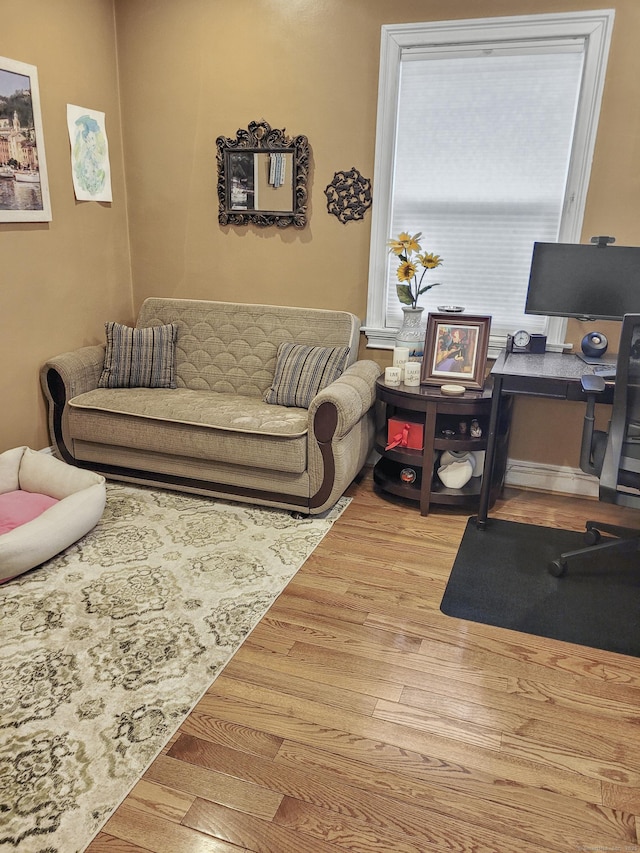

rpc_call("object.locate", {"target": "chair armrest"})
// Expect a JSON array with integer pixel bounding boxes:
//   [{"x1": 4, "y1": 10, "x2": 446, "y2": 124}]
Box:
[
  {"x1": 308, "y1": 360, "x2": 383, "y2": 439},
  {"x1": 581, "y1": 374, "x2": 606, "y2": 395}
]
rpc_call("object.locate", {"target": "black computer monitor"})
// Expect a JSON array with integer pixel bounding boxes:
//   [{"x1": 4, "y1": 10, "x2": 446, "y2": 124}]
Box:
[{"x1": 524, "y1": 241, "x2": 640, "y2": 321}]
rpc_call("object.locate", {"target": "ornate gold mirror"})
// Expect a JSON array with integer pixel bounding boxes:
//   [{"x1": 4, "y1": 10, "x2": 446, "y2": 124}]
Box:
[{"x1": 216, "y1": 120, "x2": 309, "y2": 228}]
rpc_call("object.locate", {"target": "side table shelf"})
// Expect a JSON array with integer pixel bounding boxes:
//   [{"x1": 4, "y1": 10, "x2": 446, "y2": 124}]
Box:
[{"x1": 374, "y1": 377, "x2": 511, "y2": 516}]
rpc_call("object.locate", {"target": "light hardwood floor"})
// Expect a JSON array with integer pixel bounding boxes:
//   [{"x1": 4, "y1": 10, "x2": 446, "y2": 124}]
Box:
[{"x1": 88, "y1": 471, "x2": 640, "y2": 853}]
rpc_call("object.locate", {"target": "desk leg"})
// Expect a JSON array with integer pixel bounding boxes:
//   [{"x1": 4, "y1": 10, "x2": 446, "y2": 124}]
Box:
[{"x1": 477, "y1": 375, "x2": 504, "y2": 530}]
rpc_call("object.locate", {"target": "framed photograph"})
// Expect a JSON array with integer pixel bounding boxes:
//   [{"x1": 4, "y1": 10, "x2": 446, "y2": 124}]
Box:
[
  {"x1": 421, "y1": 313, "x2": 491, "y2": 390},
  {"x1": 0, "y1": 56, "x2": 52, "y2": 222}
]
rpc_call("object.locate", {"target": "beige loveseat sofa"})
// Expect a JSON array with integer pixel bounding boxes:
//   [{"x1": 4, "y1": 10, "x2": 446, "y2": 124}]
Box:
[{"x1": 41, "y1": 298, "x2": 382, "y2": 515}]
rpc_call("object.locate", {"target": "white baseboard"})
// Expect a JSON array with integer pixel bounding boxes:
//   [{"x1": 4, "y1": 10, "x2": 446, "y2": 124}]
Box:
[
  {"x1": 504, "y1": 458, "x2": 598, "y2": 498},
  {"x1": 39, "y1": 446, "x2": 55, "y2": 455}
]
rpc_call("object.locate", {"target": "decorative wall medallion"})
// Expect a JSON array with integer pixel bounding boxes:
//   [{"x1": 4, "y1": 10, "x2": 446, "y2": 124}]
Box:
[{"x1": 324, "y1": 167, "x2": 372, "y2": 223}]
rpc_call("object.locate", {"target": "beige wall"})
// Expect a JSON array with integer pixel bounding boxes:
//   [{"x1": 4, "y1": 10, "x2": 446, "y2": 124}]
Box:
[
  {"x1": 3, "y1": 0, "x2": 640, "y2": 475},
  {"x1": 0, "y1": 0, "x2": 132, "y2": 452}
]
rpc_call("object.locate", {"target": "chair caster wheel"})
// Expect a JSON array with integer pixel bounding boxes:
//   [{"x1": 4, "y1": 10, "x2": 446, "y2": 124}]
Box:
[
  {"x1": 584, "y1": 528, "x2": 601, "y2": 545},
  {"x1": 549, "y1": 559, "x2": 567, "y2": 578}
]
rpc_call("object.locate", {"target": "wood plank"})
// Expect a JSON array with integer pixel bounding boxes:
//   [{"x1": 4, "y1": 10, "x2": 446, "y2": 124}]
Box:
[
  {"x1": 367, "y1": 612, "x2": 612, "y2": 681},
  {"x1": 262, "y1": 606, "x2": 425, "y2": 656},
  {"x1": 399, "y1": 679, "x2": 640, "y2": 741},
  {"x1": 144, "y1": 754, "x2": 283, "y2": 820},
  {"x1": 126, "y1": 779, "x2": 195, "y2": 822},
  {"x1": 286, "y1": 639, "x2": 510, "y2": 693},
  {"x1": 603, "y1": 782, "x2": 640, "y2": 814},
  {"x1": 271, "y1": 793, "x2": 566, "y2": 853},
  {"x1": 176, "y1": 712, "x2": 283, "y2": 759},
  {"x1": 101, "y1": 802, "x2": 241, "y2": 852},
  {"x1": 86, "y1": 835, "x2": 151, "y2": 853},
  {"x1": 242, "y1": 621, "x2": 297, "y2": 655},
  {"x1": 508, "y1": 676, "x2": 640, "y2": 722},
  {"x1": 501, "y1": 730, "x2": 640, "y2": 787},
  {"x1": 227, "y1": 643, "x2": 403, "y2": 703},
  {"x1": 220, "y1": 659, "x2": 382, "y2": 714},
  {"x1": 182, "y1": 798, "x2": 342, "y2": 853}
]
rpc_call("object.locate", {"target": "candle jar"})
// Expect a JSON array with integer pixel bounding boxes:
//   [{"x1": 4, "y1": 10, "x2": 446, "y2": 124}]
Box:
[{"x1": 384, "y1": 366, "x2": 402, "y2": 385}]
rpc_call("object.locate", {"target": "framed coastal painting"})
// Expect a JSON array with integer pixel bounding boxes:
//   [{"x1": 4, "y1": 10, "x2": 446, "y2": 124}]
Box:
[
  {"x1": 421, "y1": 313, "x2": 491, "y2": 390},
  {"x1": 0, "y1": 55, "x2": 52, "y2": 222}
]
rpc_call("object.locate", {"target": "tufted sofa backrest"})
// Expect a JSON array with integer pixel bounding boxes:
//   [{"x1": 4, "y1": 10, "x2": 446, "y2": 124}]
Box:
[{"x1": 136, "y1": 298, "x2": 360, "y2": 396}]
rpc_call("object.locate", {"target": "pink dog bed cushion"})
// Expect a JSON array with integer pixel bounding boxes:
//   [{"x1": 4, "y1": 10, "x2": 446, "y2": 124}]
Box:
[{"x1": 0, "y1": 490, "x2": 60, "y2": 535}]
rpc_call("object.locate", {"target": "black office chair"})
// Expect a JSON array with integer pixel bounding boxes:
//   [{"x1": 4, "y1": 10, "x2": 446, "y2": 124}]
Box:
[{"x1": 549, "y1": 313, "x2": 640, "y2": 577}]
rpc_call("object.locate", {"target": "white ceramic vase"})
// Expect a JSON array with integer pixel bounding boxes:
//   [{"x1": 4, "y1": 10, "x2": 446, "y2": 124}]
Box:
[{"x1": 395, "y1": 306, "x2": 426, "y2": 358}]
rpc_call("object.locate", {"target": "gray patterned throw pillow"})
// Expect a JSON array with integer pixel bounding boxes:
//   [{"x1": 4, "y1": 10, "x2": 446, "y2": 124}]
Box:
[
  {"x1": 98, "y1": 321, "x2": 178, "y2": 389},
  {"x1": 263, "y1": 342, "x2": 349, "y2": 408}
]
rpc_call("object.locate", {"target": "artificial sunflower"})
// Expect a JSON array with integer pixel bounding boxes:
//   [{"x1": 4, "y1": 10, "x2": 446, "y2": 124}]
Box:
[
  {"x1": 387, "y1": 231, "x2": 443, "y2": 308},
  {"x1": 388, "y1": 231, "x2": 421, "y2": 257},
  {"x1": 396, "y1": 261, "x2": 417, "y2": 282},
  {"x1": 418, "y1": 252, "x2": 443, "y2": 270}
]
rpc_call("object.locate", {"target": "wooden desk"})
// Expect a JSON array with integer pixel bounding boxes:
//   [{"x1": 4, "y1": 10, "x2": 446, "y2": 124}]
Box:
[{"x1": 477, "y1": 350, "x2": 616, "y2": 529}]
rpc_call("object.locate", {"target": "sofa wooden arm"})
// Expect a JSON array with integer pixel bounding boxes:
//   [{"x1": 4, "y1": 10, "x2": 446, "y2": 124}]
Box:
[
  {"x1": 308, "y1": 360, "x2": 382, "y2": 439},
  {"x1": 40, "y1": 346, "x2": 105, "y2": 462},
  {"x1": 307, "y1": 360, "x2": 382, "y2": 511}
]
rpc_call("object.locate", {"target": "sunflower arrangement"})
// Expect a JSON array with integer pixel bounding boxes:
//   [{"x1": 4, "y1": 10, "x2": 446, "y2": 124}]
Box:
[{"x1": 387, "y1": 231, "x2": 443, "y2": 309}]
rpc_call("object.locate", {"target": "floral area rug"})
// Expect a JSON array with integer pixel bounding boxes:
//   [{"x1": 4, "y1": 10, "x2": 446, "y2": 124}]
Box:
[{"x1": 0, "y1": 483, "x2": 348, "y2": 853}]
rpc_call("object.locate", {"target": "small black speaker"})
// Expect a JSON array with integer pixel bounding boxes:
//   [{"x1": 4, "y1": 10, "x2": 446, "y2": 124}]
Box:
[{"x1": 581, "y1": 331, "x2": 609, "y2": 359}]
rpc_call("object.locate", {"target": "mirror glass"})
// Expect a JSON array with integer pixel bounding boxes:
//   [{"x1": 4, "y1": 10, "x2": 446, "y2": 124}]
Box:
[{"x1": 217, "y1": 120, "x2": 309, "y2": 228}]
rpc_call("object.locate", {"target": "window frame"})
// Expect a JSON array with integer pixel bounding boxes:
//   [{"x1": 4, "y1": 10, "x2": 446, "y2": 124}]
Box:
[{"x1": 363, "y1": 10, "x2": 615, "y2": 352}]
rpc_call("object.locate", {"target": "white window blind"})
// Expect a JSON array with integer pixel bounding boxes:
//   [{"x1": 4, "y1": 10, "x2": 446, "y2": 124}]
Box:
[
  {"x1": 387, "y1": 48, "x2": 584, "y2": 337},
  {"x1": 365, "y1": 12, "x2": 615, "y2": 351}
]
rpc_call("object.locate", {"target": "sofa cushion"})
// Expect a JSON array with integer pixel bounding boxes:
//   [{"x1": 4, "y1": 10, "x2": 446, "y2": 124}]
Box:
[
  {"x1": 263, "y1": 342, "x2": 349, "y2": 408},
  {"x1": 69, "y1": 388, "x2": 310, "y2": 473},
  {"x1": 98, "y1": 321, "x2": 178, "y2": 389}
]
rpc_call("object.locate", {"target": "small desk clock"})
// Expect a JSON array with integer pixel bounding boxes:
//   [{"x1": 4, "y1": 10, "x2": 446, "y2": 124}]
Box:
[{"x1": 506, "y1": 330, "x2": 547, "y2": 354}]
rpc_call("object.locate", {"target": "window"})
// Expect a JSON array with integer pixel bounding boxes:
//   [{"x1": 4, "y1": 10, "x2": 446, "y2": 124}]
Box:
[{"x1": 365, "y1": 11, "x2": 615, "y2": 352}]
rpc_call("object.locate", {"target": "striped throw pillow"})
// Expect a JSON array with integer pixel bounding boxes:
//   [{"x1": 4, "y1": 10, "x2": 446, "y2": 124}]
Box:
[
  {"x1": 263, "y1": 342, "x2": 349, "y2": 408},
  {"x1": 98, "y1": 321, "x2": 178, "y2": 389}
]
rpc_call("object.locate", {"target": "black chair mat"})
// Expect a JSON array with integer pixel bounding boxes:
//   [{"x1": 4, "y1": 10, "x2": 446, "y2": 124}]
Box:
[{"x1": 441, "y1": 517, "x2": 640, "y2": 657}]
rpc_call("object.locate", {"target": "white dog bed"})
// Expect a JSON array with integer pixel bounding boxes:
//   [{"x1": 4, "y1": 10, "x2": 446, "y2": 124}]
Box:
[{"x1": 0, "y1": 446, "x2": 106, "y2": 583}]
